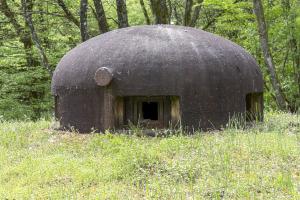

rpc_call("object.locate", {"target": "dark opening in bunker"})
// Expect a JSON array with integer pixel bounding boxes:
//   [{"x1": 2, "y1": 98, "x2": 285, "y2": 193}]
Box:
[
  {"x1": 54, "y1": 95, "x2": 60, "y2": 120},
  {"x1": 114, "y1": 96, "x2": 181, "y2": 129},
  {"x1": 246, "y1": 93, "x2": 263, "y2": 121},
  {"x1": 142, "y1": 102, "x2": 158, "y2": 120}
]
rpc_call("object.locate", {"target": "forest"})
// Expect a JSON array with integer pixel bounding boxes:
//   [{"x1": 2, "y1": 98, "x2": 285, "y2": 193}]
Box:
[{"x1": 0, "y1": 0, "x2": 299, "y2": 120}]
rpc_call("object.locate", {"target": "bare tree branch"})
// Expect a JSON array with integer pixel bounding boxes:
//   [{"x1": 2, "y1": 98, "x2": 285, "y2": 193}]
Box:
[
  {"x1": 0, "y1": 0, "x2": 37, "y2": 66},
  {"x1": 139, "y1": 0, "x2": 150, "y2": 25},
  {"x1": 21, "y1": 0, "x2": 52, "y2": 76},
  {"x1": 190, "y1": 0, "x2": 203, "y2": 27},
  {"x1": 56, "y1": 0, "x2": 80, "y2": 28},
  {"x1": 0, "y1": 0, "x2": 23, "y2": 35}
]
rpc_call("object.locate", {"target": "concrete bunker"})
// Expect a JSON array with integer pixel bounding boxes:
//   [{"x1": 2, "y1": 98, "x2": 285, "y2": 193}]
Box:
[{"x1": 51, "y1": 25, "x2": 264, "y2": 133}]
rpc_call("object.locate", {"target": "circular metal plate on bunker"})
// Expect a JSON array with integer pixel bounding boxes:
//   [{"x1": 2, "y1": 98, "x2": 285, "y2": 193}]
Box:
[{"x1": 94, "y1": 67, "x2": 113, "y2": 86}]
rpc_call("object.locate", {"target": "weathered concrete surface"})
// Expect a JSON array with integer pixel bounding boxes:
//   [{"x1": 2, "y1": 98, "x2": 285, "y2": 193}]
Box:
[{"x1": 51, "y1": 25, "x2": 263, "y2": 133}]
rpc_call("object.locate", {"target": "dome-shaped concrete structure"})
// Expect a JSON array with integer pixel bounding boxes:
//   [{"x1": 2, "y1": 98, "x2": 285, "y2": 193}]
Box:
[{"x1": 52, "y1": 25, "x2": 263, "y2": 133}]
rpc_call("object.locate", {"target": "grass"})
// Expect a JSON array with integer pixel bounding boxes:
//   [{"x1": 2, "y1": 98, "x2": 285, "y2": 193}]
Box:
[{"x1": 0, "y1": 112, "x2": 299, "y2": 199}]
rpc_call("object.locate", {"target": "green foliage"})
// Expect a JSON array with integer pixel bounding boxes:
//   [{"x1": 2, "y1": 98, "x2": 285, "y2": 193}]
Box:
[
  {"x1": 0, "y1": 0, "x2": 299, "y2": 120},
  {"x1": 0, "y1": 112, "x2": 299, "y2": 198},
  {"x1": 201, "y1": 0, "x2": 300, "y2": 110}
]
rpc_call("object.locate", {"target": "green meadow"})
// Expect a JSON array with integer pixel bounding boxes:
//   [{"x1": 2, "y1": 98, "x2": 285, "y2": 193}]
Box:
[{"x1": 0, "y1": 112, "x2": 299, "y2": 199}]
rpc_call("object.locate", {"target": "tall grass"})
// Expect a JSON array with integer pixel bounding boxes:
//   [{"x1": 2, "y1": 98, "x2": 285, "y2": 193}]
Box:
[{"x1": 0, "y1": 112, "x2": 299, "y2": 199}]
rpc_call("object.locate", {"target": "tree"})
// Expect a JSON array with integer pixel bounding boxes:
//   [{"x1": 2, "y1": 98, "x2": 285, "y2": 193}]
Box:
[
  {"x1": 184, "y1": 0, "x2": 193, "y2": 26},
  {"x1": 253, "y1": 0, "x2": 287, "y2": 110},
  {"x1": 116, "y1": 0, "x2": 129, "y2": 28},
  {"x1": 80, "y1": 0, "x2": 89, "y2": 41},
  {"x1": 139, "y1": 0, "x2": 151, "y2": 25},
  {"x1": 150, "y1": 0, "x2": 169, "y2": 24},
  {"x1": 0, "y1": 0, "x2": 35, "y2": 66},
  {"x1": 189, "y1": 0, "x2": 203, "y2": 27},
  {"x1": 93, "y1": 0, "x2": 109, "y2": 33},
  {"x1": 21, "y1": 0, "x2": 52, "y2": 76},
  {"x1": 57, "y1": 0, "x2": 80, "y2": 28}
]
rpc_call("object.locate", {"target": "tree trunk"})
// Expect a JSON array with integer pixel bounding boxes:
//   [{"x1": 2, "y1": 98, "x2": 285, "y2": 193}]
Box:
[
  {"x1": 139, "y1": 0, "x2": 150, "y2": 25},
  {"x1": 116, "y1": 0, "x2": 129, "y2": 28},
  {"x1": 253, "y1": 0, "x2": 286, "y2": 110},
  {"x1": 21, "y1": 0, "x2": 52, "y2": 76},
  {"x1": 173, "y1": 6, "x2": 181, "y2": 25},
  {"x1": 150, "y1": 0, "x2": 169, "y2": 24},
  {"x1": 57, "y1": 0, "x2": 80, "y2": 28},
  {"x1": 167, "y1": 0, "x2": 172, "y2": 23},
  {"x1": 0, "y1": 0, "x2": 35, "y2": 66},
  {"x1": 190, "y1": 0, "x2": 203, "y2": 27},
  {"x1": 291, "y1": 38, "x2": 300, "y2": 101},
  {"x1": 93, "y1": 0, "x2": 109, "y2": 33},
  {"x1": 184, "y1": 0, "x2": 193, "y2": 26},
  {"x1": 80, "y1": 0, "x2": 89, "y2": 41}
]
